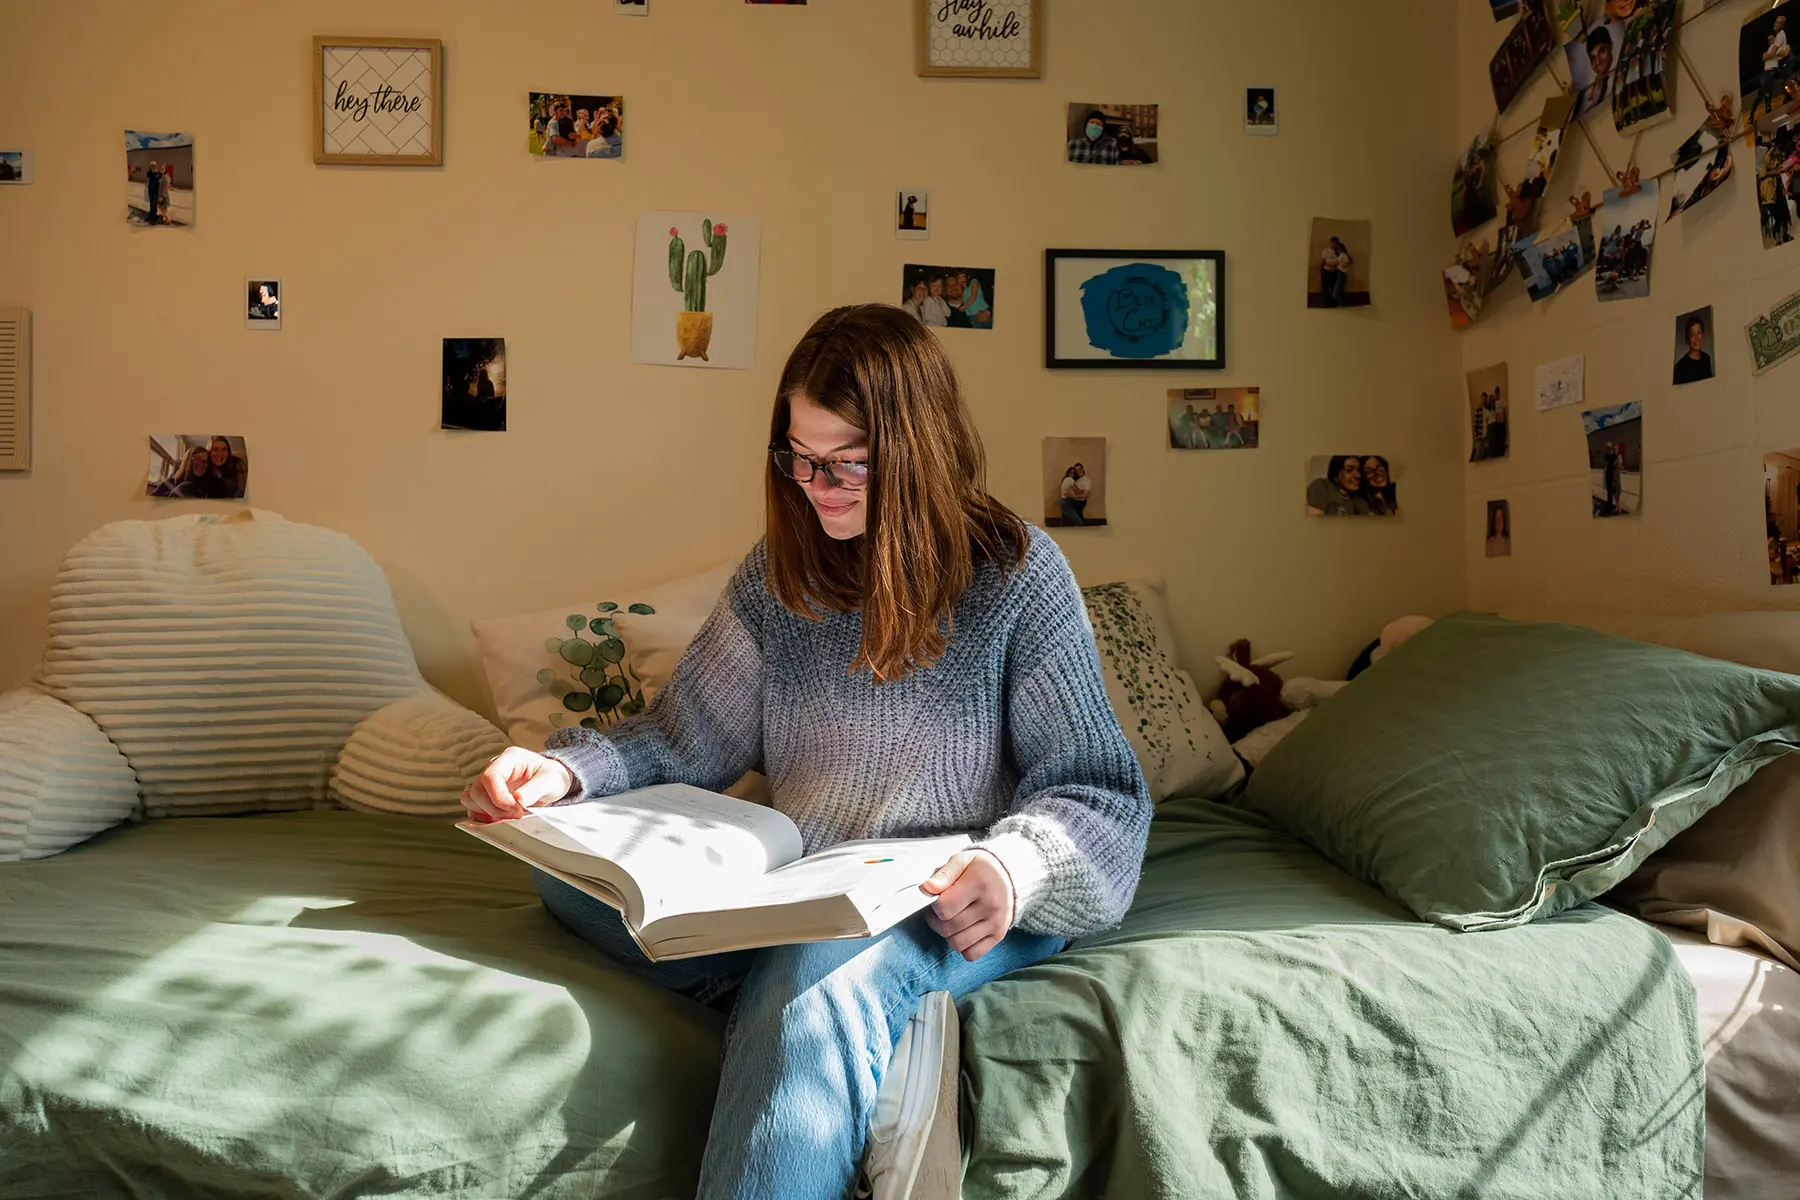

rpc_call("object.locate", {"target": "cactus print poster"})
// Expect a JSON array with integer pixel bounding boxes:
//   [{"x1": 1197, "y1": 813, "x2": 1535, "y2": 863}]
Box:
[{"x1": 631, "y1": 211, "x2": 762, "y2": 370}]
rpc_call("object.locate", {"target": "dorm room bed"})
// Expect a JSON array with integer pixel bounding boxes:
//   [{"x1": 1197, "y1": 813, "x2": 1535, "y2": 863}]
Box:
[{"x1": 2, "y1": 797, "x2": 1765, "y2": 1199}]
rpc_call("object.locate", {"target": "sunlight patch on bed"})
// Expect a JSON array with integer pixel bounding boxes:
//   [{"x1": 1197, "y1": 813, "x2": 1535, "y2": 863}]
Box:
[{"x1": 16, "y1": 895, "x2": 589, "y2": 1147}]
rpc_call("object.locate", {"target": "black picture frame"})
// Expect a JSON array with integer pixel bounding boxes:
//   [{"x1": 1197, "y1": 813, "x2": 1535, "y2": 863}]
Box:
[{"x1": 1044, "y1": 248, "x2": 1226, "y2": 370}]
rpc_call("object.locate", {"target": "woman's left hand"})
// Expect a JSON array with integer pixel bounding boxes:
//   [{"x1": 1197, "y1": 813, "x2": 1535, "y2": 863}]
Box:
[{"x1": 921, "y1": 849, "x2": 1014, "y2": 962}]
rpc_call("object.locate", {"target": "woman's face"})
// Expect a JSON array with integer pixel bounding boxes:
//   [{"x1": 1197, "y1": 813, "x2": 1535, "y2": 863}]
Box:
[
  {"x1": 910, "y1": 281, "x2": 927, "y2": 303},
  {"x1": 1492, "y1": 507, "x2": 1506, "y2": 536},
  {"x1": 1362, "y1": 458, "x2": 1388, "y2": 488},
  {"x1": 1335, "y1": 459, "x2": 1362, "y2": 490},
  {"x1": 1071, "y1": 463, "x2": 1085, "y2": 477},
  {"x1": 786, "y1": 393, "x2": 869, "y2": 541},
  {"x1": 928, "y1": 278, "x2": 943, "y2": 299},
  {"x1": 210, "y1": 440, "x2": 230, "y2": 465},
  {"x1": 188, "y1": 449, "x2": 211, "y2": 474}
]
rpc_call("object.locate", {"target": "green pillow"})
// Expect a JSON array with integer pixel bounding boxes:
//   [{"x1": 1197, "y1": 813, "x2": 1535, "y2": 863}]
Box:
[{"x1": 1243, "y1": 612, "x2": 1800, "y2": 930}]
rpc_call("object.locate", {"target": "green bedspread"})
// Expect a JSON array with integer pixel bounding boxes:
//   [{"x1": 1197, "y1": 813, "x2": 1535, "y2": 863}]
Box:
[
  {"x1": 0, "y1": 812, "x2": 724, "y2": 1199},
  {"x1": 1, "y1": 803, "x2": 1705, "y2": 1199},
  {"x1": 959, "y1": 798, "x2": 1706, "y2": 1199}
]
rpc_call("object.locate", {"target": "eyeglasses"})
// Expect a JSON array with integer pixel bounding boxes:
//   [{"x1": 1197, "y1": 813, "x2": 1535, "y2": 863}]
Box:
[{"x1": 768, "y1": 445, "x2": 870, "y2": 490}]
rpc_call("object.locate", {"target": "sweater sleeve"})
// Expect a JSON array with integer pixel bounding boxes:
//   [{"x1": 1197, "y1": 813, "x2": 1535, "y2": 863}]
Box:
[
  {"x1": 542, "y1": 550, "x2": 764, "y2": 801},
  {"x1": 975, "y1": 543, "x2": 1152, "y2": 940}
]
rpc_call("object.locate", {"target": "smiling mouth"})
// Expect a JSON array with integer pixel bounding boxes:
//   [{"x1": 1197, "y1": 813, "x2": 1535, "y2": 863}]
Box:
[{"x1": 814, "y1": 497, "x2": 859, "y2": 516}]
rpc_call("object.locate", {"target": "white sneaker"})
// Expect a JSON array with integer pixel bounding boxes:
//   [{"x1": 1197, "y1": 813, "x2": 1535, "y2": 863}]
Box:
[{"x1": 861, "y1": 990, "x2": 962, "y2": 1200}]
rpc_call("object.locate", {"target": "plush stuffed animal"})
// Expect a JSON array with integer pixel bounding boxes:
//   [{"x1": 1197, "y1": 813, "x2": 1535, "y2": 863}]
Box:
[
  {"x1": 1208, "y1": 640, "x2": 1349, "y2": 741},
  {"x1": 1208, "y1": 640, "x2": 1291, "y2": 743},
  {"x1": 1347, "y1": 614, "x2": 1436, "y2": 678}
]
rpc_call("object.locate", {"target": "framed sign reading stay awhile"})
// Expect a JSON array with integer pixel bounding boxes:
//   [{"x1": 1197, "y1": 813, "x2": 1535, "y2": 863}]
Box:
[
  {"x1": 916, "y1": 0, "x2": 1041, "y2": 78},
  {"x1": 313, "y1": 36, "x2": 443, "y2": 166}
]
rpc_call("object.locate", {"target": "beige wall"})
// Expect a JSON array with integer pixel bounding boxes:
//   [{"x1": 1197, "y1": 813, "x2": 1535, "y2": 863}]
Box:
[
  {"x1": 0, "y1": 0, "x2": 1464, "y2": 721},
  {"x1": 1458, "y1": 0, "x2": 1800, "y2": 615}
]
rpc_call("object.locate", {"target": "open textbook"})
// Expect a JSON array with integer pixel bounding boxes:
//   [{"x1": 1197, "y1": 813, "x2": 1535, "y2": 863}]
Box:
[{"x1": 458, "y1": 783, "x2": 971, "y2": 961}]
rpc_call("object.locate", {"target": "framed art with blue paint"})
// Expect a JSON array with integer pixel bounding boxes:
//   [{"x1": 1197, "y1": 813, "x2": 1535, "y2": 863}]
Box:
[{"x1": 1044, "y1": 248, "x2": 1224, "y2": 369}]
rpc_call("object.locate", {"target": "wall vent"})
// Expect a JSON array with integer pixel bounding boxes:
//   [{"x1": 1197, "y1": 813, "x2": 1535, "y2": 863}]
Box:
[{"x1": 0, "y1": 309, "x2": 30, "y2": 471}]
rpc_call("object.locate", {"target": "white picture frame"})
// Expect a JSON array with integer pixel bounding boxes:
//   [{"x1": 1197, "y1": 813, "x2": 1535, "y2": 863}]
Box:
[
  {"x1": 917, "y1": 0, "x2": 1040, "y2": 78},
  {"x1": 313, "y1": 36, "x2": 443, "y2": 166}
]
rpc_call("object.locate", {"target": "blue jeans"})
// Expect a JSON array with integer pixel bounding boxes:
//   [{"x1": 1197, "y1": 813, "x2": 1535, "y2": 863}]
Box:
[
  {"x1": 1059, "y1": 497, "x2": 1086, "y2": 526},
  {"x1": 533, "y1": 869, "x2": 1065, "y2": 1200}
]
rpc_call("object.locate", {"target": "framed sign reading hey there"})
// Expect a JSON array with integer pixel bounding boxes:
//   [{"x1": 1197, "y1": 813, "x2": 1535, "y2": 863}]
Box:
[
  {"x1": 916, "y1": 0, "x2": 1040, "y2": 78},
  {"x1": 313, "y1": 37, "x2": 443, "y2": 166}
]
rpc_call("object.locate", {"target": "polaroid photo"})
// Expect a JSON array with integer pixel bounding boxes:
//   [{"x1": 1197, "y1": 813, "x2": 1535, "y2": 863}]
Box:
[
  {"x1": 1741, "y1": 4, "x2": 1799, "y2": 123},
  {"x1": 1245, "y1": 88, "x2": 1277, "y2": 136},
  {"x1": 1307, "y1": 218, "x2": 1371, "y2": 308},
  {"x1": 1753, "y1": 100, "x2": 1800, "y2": 250},
  {"x1": 1595, "y1": 180, "x2": 1659, "y2": 302},
  {"x1": 1306, "y1": 455, "x2": 1398, "y2": 517},
  {"x1": 1044, "y1": 438, "x2": 1107, "y2": 527},
  {"x1": 0, "y1": 150, "x2": 32, "y2": 184},
  {"x1": 901, "y1": 264, "x2": 994, "y2": 330},
  {"x1": 1583, "y1": 400, "x2": 1642, "y2": 517},
  {"x1": 442, "y1": 338, "x2": 507, "y2": 432},
  {"x1": 246, "y1": 278, "x2": 281, "y2": 331},
  {"x1": 1673, "y1": 306, "x2": 1716, "y2": 385},
  {"x1": 614, "y1": 0, "x2": 647, "y2": 12},
  {"x1": 1552, "y1": 0, "x2": 1586, "y2": 41},
  {"x1": 529, "y1": 92, "x2": 624, "y2": 159},
  {"x1": 147, "y1": 435, "x2": 248, "y2": 500},
  {"x1": 1168, "y1": 388, "x2": 1258, "y2": 450},
  {"x1": 1516, "y1": 218, "x2": 1596, "y2": 302},
  {"x1": 1444, "y1": 258, "x2": 1484, "y2": 330},
  {"x1": 1523, "y1": 91, "x2": 1576, "y2": 203},
  {"x1": 1067, "y1": 104, "x2": 1159, "y2": 165},
  {"x1": 1490, "y1": 0, "x2": 1557, "y2": 113},
  {"x1": 1466, "y1": 363, "x2": 1509, "y2": 463},
  {"x1": 1567, "y1": 16, "x2": 1624, "y2": 118},
  {"x1": 1486, "y1": 500, "x2": 1512, "y2": 558},
  {"x1": 1767, "y1": 447, "x2": 1800, "y2": 584},
  {"x1": 1667, "y1": 123, "x2": 1735, "y2": 220},
  {"x1": 1452, "y1": 132, "x2": 1499, "y2": 237},
  {"x1": 125, "y1": 131, "x2": 194, "y2": 227},
  {"x1": 1611, "y1": 0, "x2": 1677, "y2": 134},
  {"x1": 896, "y1": 189, "x2": 930, "y2": 240}
]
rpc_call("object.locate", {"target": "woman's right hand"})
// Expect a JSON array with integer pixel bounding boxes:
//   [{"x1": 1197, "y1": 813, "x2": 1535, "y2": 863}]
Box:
[{"x1": 461, "y1": 747, "x2": 577, "y2": 822}]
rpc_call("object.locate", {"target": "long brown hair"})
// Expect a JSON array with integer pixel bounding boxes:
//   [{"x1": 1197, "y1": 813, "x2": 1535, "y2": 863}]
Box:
[{"x1": 766, "y1": 304, "x2": 1028, "y2": 682}]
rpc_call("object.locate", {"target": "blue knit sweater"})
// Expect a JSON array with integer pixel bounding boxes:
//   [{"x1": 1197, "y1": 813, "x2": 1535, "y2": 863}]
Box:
[{"x1": 543, "y1": 529, "x2": 1152, "y2": 939}]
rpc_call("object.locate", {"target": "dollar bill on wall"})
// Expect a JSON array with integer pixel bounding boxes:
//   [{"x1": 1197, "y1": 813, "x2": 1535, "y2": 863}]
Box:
[{"x1": 1747, "y1": 288, "x2": 1800, "y2": 376}]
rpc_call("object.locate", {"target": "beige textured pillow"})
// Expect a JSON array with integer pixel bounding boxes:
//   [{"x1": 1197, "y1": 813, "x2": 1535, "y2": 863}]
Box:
[
  {"x1": 1614, "y1": 752, "x2": 1800, "y2": 970},
  {"x1": 1079, "y1": 579, "x2": 1243, "y2": 802},
  {"x1": 471, "y1": 563, "x2": 732, "y2": 751}
]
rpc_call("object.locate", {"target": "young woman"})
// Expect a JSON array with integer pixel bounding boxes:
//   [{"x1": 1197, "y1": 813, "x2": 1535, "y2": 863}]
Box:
[
  {"x1": 1360, "y1": 455, "x2": 1398, "y2": 515},
  {"x1": 1058, "y1": 462, "x2": 1091, "y2": 525},
  {"x1": 462, "y1": 303, "x2": 1150, "y2": 1200},
  {"x1": 1306, "y1": 455, "x2": 1370, "y2": 516}
]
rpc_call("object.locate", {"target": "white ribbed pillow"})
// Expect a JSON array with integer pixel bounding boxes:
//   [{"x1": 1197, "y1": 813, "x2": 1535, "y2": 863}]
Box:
[
  {"x1": 35, "y1": 511, "x2": 427, "y2": 817},
  {"x1": 0, "y1": 688, "x2": 141, "y2": 860},
  {"x1": 330, "y1": 691, "x2": 508, "y2": 816}
]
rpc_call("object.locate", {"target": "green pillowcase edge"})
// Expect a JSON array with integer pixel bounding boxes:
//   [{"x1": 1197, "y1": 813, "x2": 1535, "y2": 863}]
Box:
[{"x1": 1424, "y1": 730, "x2": 1800, "y2": 932}]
